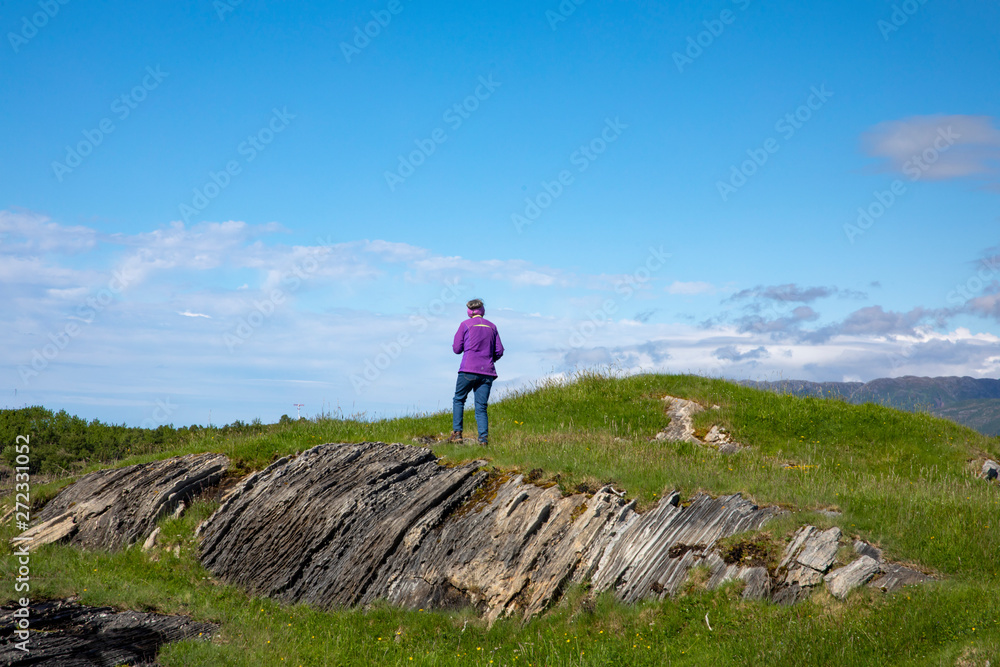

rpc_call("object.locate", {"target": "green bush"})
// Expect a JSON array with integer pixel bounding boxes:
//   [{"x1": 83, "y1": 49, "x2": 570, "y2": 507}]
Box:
[{"x1": 0, "y1": 406, "x2": 190, "y2": 474}]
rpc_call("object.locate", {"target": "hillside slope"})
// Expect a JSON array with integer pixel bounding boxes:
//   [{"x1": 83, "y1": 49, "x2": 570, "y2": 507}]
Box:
[
  {"x1": 746, "y1": 375, "x2": 1000, "y2": 435},
  {"x1": 2, "y1": 373, "x2": 998, "y2": 666}
]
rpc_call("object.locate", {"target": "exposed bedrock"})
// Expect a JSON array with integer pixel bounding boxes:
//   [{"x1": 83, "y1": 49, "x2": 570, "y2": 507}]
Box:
[
  {"x1": 20, "y1": 442, "x2": 931, "y2": 621},
  {"x1": 773, "y1": 526, "x2": 931, "y2": 604},
  {"x1": 22, "y1": 453, "x2": 229, "y2": 551},
  {"x1": 0, "y1": 599, "x2": 216, "y2": 666},
  {"x1": 198, "y1": 442, "x2": 789, "y2": 621},
  {"x1": 655, "y1": 395, "x2": 744, "y2": 453},
  {"x1": 198, "y1": 442, "x2": 489, "y2": 609}
]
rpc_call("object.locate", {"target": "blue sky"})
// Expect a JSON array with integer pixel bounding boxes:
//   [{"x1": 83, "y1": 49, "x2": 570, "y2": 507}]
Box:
[{"x1": 3, "y1": 0, "x2": 999, "y2": 427}]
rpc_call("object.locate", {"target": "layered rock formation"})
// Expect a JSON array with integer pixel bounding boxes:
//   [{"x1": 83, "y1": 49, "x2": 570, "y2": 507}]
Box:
[
  {"x1": 21, "y1": 453, "x2": 228, "y2": 550},
  {"x1": 200, "y1": 442, "x2": 873, "y2": 622},
  {"x1": 24, "y1": 442, "x2": 931, "y2": 624},
  {"x1": 198, "y1": 442, "x2": 486, "y2": 610},
  {"x1": 772, "y1": 526, "x2": 931, "y2": 603},
  {"x1": 0, "y1": 599, "x2": 216, "y2": 666}
]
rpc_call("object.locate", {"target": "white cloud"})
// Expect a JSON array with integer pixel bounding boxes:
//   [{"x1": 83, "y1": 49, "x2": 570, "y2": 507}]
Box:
[
  {"x1": 0, "y1": 255, "x2": 99, "y2": 288},
  {"x1": 862, "y1": 114, "x2": 1000, "y2": 182},
  {"x1": 178, "y1": 311, "x2": 211, "y2": 318},
  {"x1": 0, "y1": 210, "x2": 97, "y2": 254}
]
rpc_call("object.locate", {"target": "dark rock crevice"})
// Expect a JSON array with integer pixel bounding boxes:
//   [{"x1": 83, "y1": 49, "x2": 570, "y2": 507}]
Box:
[{"x1": 0, "y1": 599, "x2": 216, "y2": 667}]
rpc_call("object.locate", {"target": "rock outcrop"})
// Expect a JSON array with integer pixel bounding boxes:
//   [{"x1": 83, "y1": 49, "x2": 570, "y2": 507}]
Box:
[
  {"x1": 825, "y1": 555, "x2": 881, "y2": 599},
  {"x1": 655, "y1": 396, "x2": 744, "y2": 453},
  {"x1": 585, "y1": 492, "x2": 779, "y2": 602},
  {"x1": 773, "y1": 526, "x2": 841, "y2": 603},
  {"x1": 656, "y1": 396, "x2": 704, "y2": 443},
  {"x1": 0, "y1": 599, "x2": 216, "y2": 666},
  {"x1": 21, "y1": 453, "x2": 228, "y2": 551},
  {"x1": 870, "y1": 562, "x2": 932, "y2": 592},
  {"x1": 26, "y1": 442, "x2": 931, "y2": 620},
  {"x1": 199, "y1": 442, "x2": 781, "y2": 621},
  {"x1": 197, "y1": 442, "x2": 932, "y2": 618},
  {"x1": 199, "y1": 442, "x2": 488, "y2": 610},
  {"x1": 772, "y1": 526, "x2": 931, "y2": 603}
]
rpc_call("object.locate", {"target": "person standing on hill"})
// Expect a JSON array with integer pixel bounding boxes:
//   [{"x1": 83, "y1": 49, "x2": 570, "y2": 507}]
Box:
[{"x1": 450, "y1": 298, "x2": 504, "y2": 445}]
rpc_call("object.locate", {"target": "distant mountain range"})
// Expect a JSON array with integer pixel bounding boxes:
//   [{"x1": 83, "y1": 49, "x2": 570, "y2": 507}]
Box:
[{"x1": 743, "y1": 376, "x2": 1000, "y2": 436}]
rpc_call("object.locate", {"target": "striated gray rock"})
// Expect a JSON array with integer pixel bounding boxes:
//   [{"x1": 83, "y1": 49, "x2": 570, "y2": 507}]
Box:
[
  {"x1": 825, "y1": 555, "x2": 881, "y2": 599},
  {"x1": 870, "y1": 563, "x2": 932, "y2": 592},
  {"x1": 193, "y1": 442, "x2": 933, "y2": 619},
  {"x1": 0, "y1": 599, "x2": 215, "y2": 666},
  {"x1": 738, "y1": 566, "x2": 773, "y2": 600},
  {"x1": 854, "y1": 539, "x2": 882, "y2": 561},
  {"x1": 702, "y1": 553, "x2": 772, "y2": 600},
  {"x1": 773, "y1": 526, "x2": 841, "y2": 604},
  {"x1": 587, "y1": 492, "x2": 779, "y2": 602},
  {"x1": 366, "y1": 481, "x2": 634, "y2": 622},
  {"x1": 984, "y1": 459, "x2": 999, "y2": 482},
  {"x1": 788, "y1": 526, "x2": 841, "y2": 571},
  {"x1": 199, "y1": 442, "x2": 488, "y2": 609},
  {"x1": 198, "y1": 442, "x2": 779, "y2": 621},
  {"x1": 771, "y1": 528, "x2": 934, "y2": 602},
  {"x1": 22, "y1": 453, "x2": 228, "y2": 551},
  {"x1": 655, "y1": 396, "x2": 704, "y2": 443},
  {"x1": 655, "y1": 396, "x2": 744, "y2": 453}
]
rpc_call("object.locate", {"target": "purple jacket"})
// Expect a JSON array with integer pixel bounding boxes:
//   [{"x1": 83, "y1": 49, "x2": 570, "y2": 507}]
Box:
[{"x1": 453, "y1": 315, "x2": 504, "y2": 377}]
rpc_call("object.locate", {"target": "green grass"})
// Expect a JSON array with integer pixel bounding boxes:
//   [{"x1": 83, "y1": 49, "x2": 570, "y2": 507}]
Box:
[{"x1": 2, "y1": 372, "x2": 999, "y2": 666}]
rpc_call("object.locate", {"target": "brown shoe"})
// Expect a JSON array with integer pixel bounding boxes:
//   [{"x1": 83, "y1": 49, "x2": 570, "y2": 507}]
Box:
[{"x1": 448, "y1": 430, "x2": 463, "y2": 443}]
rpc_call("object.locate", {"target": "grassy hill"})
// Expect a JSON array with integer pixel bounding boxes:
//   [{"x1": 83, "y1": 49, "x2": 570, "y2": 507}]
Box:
[
  {"x1": 934, "y1": 399, "x2": 1000, "y2": 438},
  {"x1": 745, "y1": 376, "x2": 1000, "y2": 436},
  {"x1": 2, "y1": 373, "x2": 999, "y2": 665}
]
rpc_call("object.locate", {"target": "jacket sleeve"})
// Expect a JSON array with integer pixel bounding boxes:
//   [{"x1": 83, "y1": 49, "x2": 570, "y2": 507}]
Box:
[
  {"x1": 453, "y1": 322, "x2": 465, "y2": 354},
  {"x1": 493, "y1": 327, "x2": 504, "y2": 361}
]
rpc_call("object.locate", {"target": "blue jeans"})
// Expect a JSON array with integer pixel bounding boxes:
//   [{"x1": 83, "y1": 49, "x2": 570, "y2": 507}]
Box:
[{"x1": 453, "y1": 372, "x2": 494, "y2": 442}]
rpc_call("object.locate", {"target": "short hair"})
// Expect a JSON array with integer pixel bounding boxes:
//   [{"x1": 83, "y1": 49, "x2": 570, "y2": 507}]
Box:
[{"x1": 467, "y1": 298, "x2": 484, "y2": 310}]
